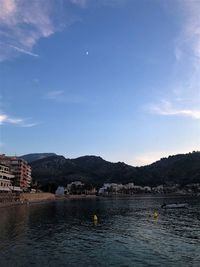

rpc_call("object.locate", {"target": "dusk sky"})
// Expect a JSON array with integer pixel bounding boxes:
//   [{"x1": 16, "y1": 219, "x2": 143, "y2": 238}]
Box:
[{"x1": 0, "y1": 0, "x2": 200, "y2": 166}]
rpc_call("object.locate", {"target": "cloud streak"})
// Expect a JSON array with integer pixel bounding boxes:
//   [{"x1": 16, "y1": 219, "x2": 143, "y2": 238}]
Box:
[
  {"x1": 46, "y1": 90, "x2": 64, "y2": 101},
  {"x1": 177, "y1": 0, "x2": 200, "y2": 61},
  {"x1": 9, "y1": 45, "x2": 39, "y2": 57},
  {"x1": 0, "y1": 0, "x2": 125, "y2": 62},
  {"x1": 0, "y1": 0, "x2": 64, "y2": 61},
  {"x1": 46, "y1": 90, "x2": 86, "y2": 104},
  {"x1": 70, "y1": 0, "x2": 88, "y2": 8},
  {"x1": 148, "y1": 100, "x2": 200, "y2": 120},
  {"x1": 70, "y1": 0, "x2": 125, "y2": 8},
  {"x1": 174, "y1": 1, "x2": 200, "y2": 91},
  {"x1": 0, "y1": 113, "x2": 37, "y2": 127},
  {"x1": 146, "y1": 1, "x2": 200, "y2": 121}
]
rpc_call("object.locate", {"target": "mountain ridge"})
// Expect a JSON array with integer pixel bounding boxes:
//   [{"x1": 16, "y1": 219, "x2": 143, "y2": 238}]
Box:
[
  {"x1": 20, "y1": 151, "x2": 200, "y2": 190},
  {"x1": 20, "y1": 153, "x2": 56, "y2": 163}
]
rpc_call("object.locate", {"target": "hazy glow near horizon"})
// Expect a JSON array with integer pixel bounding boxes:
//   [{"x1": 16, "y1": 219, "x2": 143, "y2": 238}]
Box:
[{"x1": 0, "y1": 0, "x2": 200, "y2": 166}]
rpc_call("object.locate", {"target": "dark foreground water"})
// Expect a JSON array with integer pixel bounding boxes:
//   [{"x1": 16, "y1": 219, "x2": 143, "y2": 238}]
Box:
[{"x1": 0, "y1": 196, "x2": 200, "y2": 267}]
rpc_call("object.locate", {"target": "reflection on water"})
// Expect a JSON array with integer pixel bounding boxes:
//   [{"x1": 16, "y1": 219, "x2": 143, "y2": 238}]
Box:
[{"x1": 0, "y1": 196, "x2": 200, "y2": 267}]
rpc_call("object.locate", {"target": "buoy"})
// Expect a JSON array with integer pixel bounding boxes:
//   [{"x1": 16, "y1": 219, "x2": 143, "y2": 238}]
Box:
[
  {"x1": 93, "y1": 214, "x2": 98, "y2": 221},
  {"x1": 154, "y1": 211, "x2": 158, "y2": 219},
  {"x1": 93, "y1": 214, "x2": 98, "y2": 225}
]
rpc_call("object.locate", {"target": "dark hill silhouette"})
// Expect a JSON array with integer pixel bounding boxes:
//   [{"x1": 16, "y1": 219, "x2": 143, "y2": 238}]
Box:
[
  {"x1": 20, "y1": 151, "x2": 200, "y2": 190},
  {"x1": 29, "y1": 155, "x2": 139, "y2": 188},
  {"x1": 141, "y1": 151, "x2": 200, "y2": 186}
]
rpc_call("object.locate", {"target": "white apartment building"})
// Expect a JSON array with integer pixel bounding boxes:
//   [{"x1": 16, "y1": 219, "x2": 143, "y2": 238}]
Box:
[{"x1": 0, "y1": 164, "x2": 14, "y2": 192}]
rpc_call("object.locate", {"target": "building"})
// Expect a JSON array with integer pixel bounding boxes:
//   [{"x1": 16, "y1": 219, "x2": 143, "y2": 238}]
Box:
[
  {"x1": 11, "y1": 158, "x2": 32, "y2": 190},
  {"x1": 124, "y1": 183, "x2": 135, "y2": 190},
  {"x1": 0, "y1": 155, "x2": 32, "y2": 191},
  {"x1": 99, "y1": 183, "x2": 124, "y2": 194},
  {"x1": 0, "y1": 164, "x2": 14, "y2": 192},
  {"x1": 98, "y1": 182, "x2": 151, "y2": 195},
  {"x1": 55, "y1": 186, "x2": 65, "y2": 196}
]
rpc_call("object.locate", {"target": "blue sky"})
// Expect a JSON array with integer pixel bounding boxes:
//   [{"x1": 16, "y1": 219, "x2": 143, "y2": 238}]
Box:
[{"x1": 0, "y1": 0, "x2": 200, "y2": 166}]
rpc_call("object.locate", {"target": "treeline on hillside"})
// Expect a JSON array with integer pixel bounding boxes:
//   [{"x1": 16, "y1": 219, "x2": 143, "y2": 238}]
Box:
[{"x1": 20, "y1": 151, "x2": 200, "y2": 192}]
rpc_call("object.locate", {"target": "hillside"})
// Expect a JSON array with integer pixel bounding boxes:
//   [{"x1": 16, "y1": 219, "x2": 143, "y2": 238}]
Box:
[
  {"x1": 22, "y1": 151, "x2": 200, "y2": 190},
  {"x1": 20, "y1": 153, "x2": 56, "y2": 163},
  {"x1": 141, "y1": 151, "x2": 200, "y2": 186},
  {"x1": 29, "y1": 155, "x2": 140, "y2": 191}
]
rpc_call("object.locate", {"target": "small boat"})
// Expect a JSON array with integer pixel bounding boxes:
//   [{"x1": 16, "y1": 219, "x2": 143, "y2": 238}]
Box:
[{"x1": 161, "y1": 203, "x2": 188, "y2": 209}]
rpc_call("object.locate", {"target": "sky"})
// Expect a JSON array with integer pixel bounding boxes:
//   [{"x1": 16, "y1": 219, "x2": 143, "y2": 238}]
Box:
[{"x1": 0, "y1": 0, "x2": 200, "y2": 166}]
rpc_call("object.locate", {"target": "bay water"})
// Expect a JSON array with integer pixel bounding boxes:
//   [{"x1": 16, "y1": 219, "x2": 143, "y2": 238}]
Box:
[{"x1": 0, "y1": 196, "x2": 199, "y2": 267}]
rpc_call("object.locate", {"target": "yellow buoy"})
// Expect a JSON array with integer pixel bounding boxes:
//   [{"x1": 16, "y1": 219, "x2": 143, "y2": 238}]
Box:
[
  {"x1": 153, "y1": 211, "x2": 158, "y2": 219},
  {"x1": 93, "y1": 214, "x2": 98, "y2": 221},
  {"x1": 93, "y1": 214, "x2": 98, "y2": 225}
]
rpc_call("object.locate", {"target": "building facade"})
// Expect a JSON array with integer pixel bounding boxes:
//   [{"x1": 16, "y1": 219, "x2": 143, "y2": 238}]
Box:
[
  {"x1": 0, "y1": 155, "x2": 32, "y2": 191},
  {"x1": 0, "y1": 164, "x2": 14, "y2": 192},
  {"x1": 10, "y1": 158, "x2": 32, "y2": 190}
]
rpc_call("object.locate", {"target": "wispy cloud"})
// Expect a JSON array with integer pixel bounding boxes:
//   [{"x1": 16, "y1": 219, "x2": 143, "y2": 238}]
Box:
[
  {"x1": 173, "y1": 1, "x2": 200, "y2": 93},
  {"x1": 46, "y1": 90, "x2": 64, "y2": 101},
  {"x1": 0, "y1": 0, "x2": 64, "y2": 61},
  {"x1": 176, "y1": 0, "x2": 200, "y2": 62},
  {"x1": 0, "y1": 0, "x2": 125, "y2": 62},
  {"x1": 21, "y1": 122, "x2": 38, "y2": 128},
  {"x1": 146, "y1": 1, "x2": 200, "y2": 121},
  {"x1": 70, "y1": 0, "x2": 88, "y2": 8},
  {"x1": 0, "y1": 113, "x2": 37, "y2": 127},
  {"x1": 148, "y1": 99, "x2": 200, "y2": 120},
  {"x1": 46, "y1": 90, "x2": 86, "y2": 104},
  {"x1": 70, "y1": 0, "x2": 125, "y2": 8},
  {"x1": 9, "y1": 45, "x2": 39, "y2": 57}
]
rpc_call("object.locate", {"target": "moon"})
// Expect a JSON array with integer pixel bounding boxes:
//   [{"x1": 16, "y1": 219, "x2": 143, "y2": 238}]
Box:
[{"x1": 86, "y1": 51, "x2": 89, "y2": 55}]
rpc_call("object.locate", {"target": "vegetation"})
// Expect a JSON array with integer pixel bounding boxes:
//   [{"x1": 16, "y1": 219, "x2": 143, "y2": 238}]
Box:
[{"x1": 21, "y1": 151, "x2": 200, "y2": 191}]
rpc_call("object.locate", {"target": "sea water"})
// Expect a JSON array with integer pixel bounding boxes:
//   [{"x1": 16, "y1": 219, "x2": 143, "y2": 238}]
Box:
[{"x1": 0, "y1": 196, "x2": 199, "y2": 267}]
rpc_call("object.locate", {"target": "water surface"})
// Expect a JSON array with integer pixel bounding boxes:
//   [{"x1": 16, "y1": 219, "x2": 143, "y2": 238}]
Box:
[{"x1": 0, "y1": 196, "x2": 200, "y2": 266}]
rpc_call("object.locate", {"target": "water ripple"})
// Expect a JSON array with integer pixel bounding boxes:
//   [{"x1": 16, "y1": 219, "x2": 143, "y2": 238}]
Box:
[{"x1": 0, "y1": 196, "x2": 200, "y2": 266}]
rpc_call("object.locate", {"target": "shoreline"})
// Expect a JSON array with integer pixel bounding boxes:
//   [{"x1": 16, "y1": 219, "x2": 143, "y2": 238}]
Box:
[
  {"x1": 0, "y1": 193, "x2": 197, "y2": 209},
  {"x1": 0, "y1": 193, "x2": 97, "y2": 209}
]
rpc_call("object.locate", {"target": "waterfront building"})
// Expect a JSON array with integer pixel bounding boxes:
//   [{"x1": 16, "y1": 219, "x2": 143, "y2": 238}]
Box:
[
  {"x1": 55, "y1": 186, "x2": 65, "y2": 196},
  {"x1": 101, "y1": 183, "x2": 123, "y2": 192},
  {"x1": 0, "y1": 154, "x2": 32, "y2": 191},
  {"x1": 11, "y1": 158, "x2": 32, "y2": 190},
  {"x1": 132, "y1": 185, "x2": 144, "y2": 193},
  {"x1": 99, "y1": 183, "x2": 152, "y2": 194},
  {"x1": 0, "y1": 164, "x2": 14, "y2": 192},
  {"x1": 98, "y1": 187, "x2": 106, "y2": 194},
  {"x1": 99, "y1": 183, "x2": 126, "y2": 194},
  {"x1": 124, "y1": 183, "x2": 135, "y2": 190},
  {"x1": 85, "y1": 187, "x2": 97, "y2": 195}
]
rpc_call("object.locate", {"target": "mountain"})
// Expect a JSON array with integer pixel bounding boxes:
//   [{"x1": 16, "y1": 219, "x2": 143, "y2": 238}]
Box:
[
  {"x1": 141, "y1": 151, "x2": 200, "y2": 186},
  {"x1": 21, "y1": 151, "x2": 200, "y2": 191},
  {"x1": 20, "y1": 153, "x2": 56, "y2": 163},
  {"x1": 29, "y1": 155, "x2": 140, "y2": 191}
]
